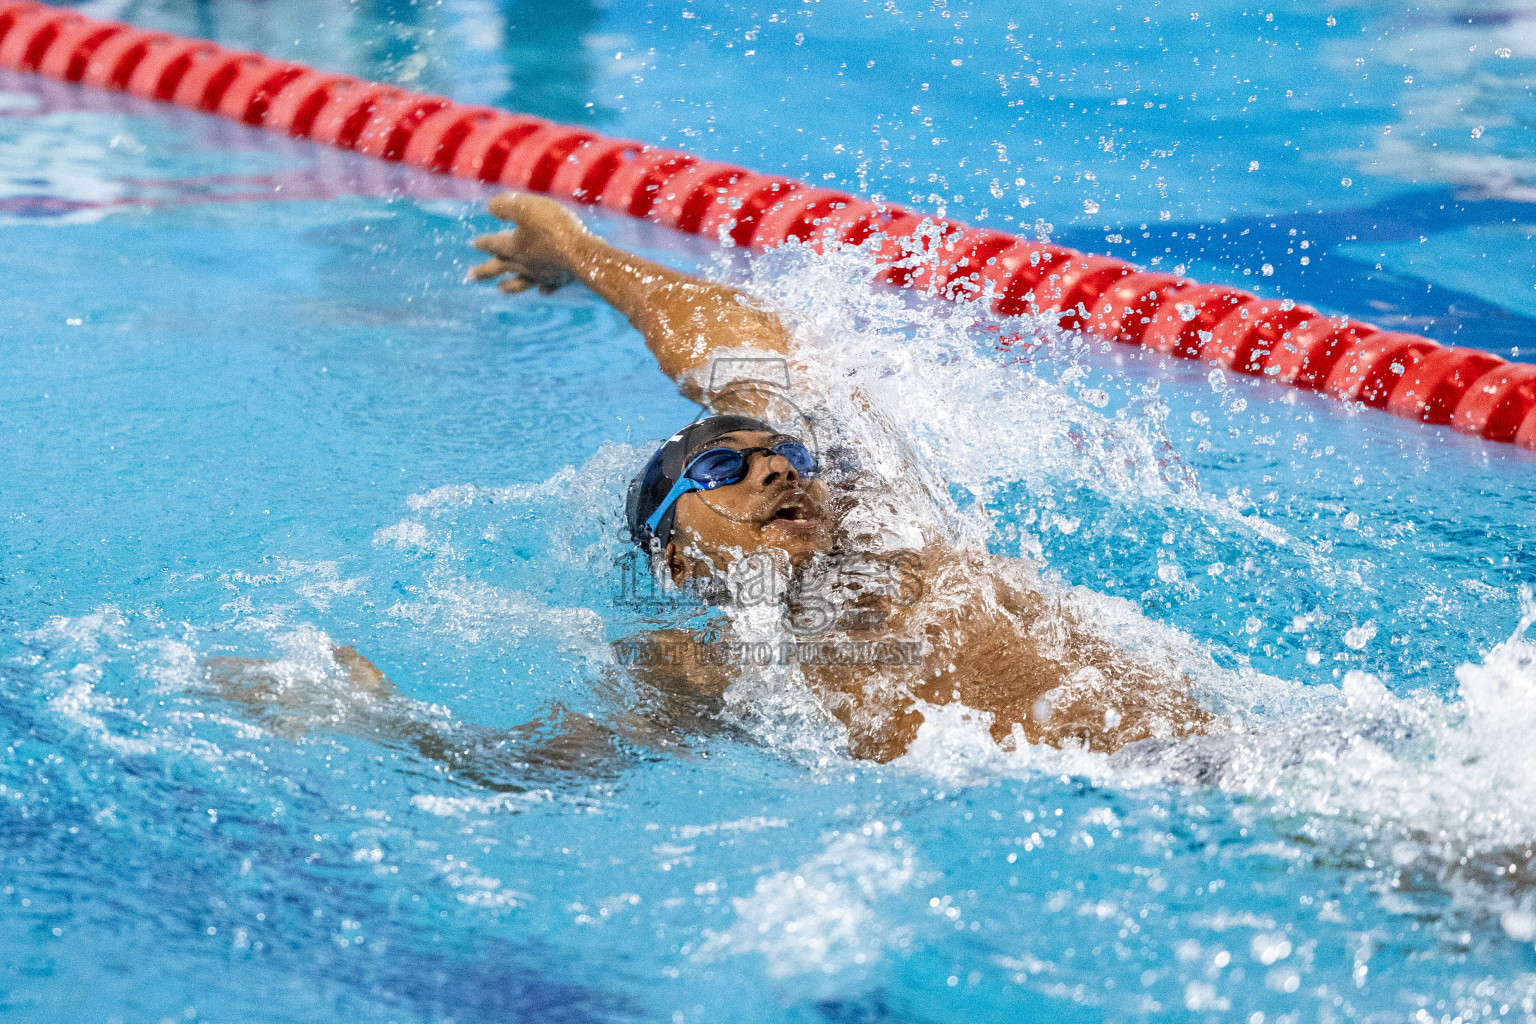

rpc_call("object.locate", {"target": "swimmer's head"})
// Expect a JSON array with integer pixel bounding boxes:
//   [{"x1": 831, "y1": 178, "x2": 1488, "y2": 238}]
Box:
[{"x1": 626, "y1": 415, "x2": 832, "y2": 582}]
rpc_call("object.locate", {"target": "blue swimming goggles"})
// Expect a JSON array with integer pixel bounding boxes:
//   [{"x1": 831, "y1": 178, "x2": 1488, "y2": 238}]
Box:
[{"x1": 644, "y1": 441, "x2": 819, "y2": 535}]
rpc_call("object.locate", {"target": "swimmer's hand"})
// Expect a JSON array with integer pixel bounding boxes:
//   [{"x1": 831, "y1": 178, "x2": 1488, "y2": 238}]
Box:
[
  {"x1": 469, "y1": 191, "x2": 790, "y2": 401},
  {"x1": 470, "y1": 192, "x2": 586, "y2": 295}
]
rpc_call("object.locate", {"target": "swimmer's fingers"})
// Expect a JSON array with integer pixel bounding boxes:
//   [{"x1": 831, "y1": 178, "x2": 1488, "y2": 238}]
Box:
[
  {"x1": 469, "y1": 258, "x2": 566, "y2": 295},
  {"x1": 470, "y1": 220, "x2": 575, "y2": 294},
  {"x1": 487, "y1": 191, "x2": 527, "y2": 222},
  {"x1": 473, "y1": 229, "x2": 521, "y2": 259},
  {"x1": 469, "y1": 256, "x2": 518, "y2": 282}
]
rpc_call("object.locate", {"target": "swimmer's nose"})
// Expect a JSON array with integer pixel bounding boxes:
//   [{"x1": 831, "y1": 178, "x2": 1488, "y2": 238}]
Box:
[{"x1": 751, "y1": 450, "x2": 799, "y2": 488}]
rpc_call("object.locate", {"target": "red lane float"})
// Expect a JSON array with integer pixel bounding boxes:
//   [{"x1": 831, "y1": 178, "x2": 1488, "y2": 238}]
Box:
[
  {"x1": 78, "y1": 28, "x2": 163, "y2": 91},
  {"x1": 0, "y1": 4, "x2": 75, "y2": 70},
  {"x1": 974, "y1": 242, "x2": 1061, "y2": 316},
  {"x1": 215, "y1": 58, "x2": 303, "y2": 124},
  {"x1": 1142, "y1": 285, "x2": 1247, "y2": 359},
  {"x1": 753, "y1": 187, "x2": 849, "y2": 250},
  {"x1": 595, "y1": 148, "x2": 688, "y2": 216},
  {"x1": 1518, "y1": 408, "x2": 1536, "y2": 449},
  {"x1": 646, "y1": 160, "x2": 747, "y2": 233},
  {"x1": 123, "y1": 38, "x2": 208, "y2": 100},
  {"x1": 1388, "y1": 348, "x2": 1508, "y2": 425},
  {"x1": 449, "y1": 112, "x2": 548, "y2": 184},
  {"x1": 1451, "y1": 363, "x2": 1536, "y2": 441},
  {"x1": 170, "y1": 46, "x2": 259, "y2": 110},
  {"x1": 1264, "y1": 317, "x2": 1375, "y2": 390},
  {"x1": 1324, "y1": 333, "x2": 1442, "y2": 408},
  {"x1": 400, "y1": 105, "x2": 499, "y2": 173},
  {"x1": 693, "y1": 172, "x2": 782, "y2": 244},
  {"x1": 354, "y1": 93, "x2": 448, "y2": 161},
  {"x1": 2, "y1": 0, "x2": 1531, "y2": 451},
  {"x1": 502, "y1": 125, "x2": 597, "y2": 191},
  {"x1": 309, "y1": 81, "x2": 403, "y2": 149},
  {"x1": 36, "y1": 20, "x2": 122, "y2": 80},
  {"x1": 546, "y1": 137, "x2": 643, "y2": 203},
  {"x1": 806, "y1": 197, "x2": 888, "y2": 250},
  {"x1": 930, "y1": 229, "x2": 1018, "y2": 299},
  {"x1": 1087, "y1": 272, "x2": 1186, "y2": 346},
  {"x1": 1204, "y1": 300, "x2": 1311, "y2": 375}
]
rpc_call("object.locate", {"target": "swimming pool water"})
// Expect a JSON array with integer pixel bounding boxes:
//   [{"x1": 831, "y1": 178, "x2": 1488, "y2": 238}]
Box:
[{"x1": 3, "y1": 1, "x2": 1535, "y2": 1021}]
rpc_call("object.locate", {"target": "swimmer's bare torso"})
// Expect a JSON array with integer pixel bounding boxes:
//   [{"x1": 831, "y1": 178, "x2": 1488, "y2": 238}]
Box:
[{"x1": 471, "y1": 194, "x2": 1211, "y2": 760}]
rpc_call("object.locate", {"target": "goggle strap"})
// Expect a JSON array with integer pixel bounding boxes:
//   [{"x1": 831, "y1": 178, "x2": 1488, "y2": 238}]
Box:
[{"x1": 644, "y1": 476, "x2": 704, "y2": 536}]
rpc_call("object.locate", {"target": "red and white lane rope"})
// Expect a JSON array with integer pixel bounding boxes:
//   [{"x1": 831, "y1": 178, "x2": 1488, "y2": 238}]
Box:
[{"x1": 4, "y1": 1, "x2": 1533, "y2": 449}]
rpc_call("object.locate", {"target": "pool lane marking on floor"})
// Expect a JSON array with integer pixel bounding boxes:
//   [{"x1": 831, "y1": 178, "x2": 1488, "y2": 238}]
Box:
[{"x1": 3, "y1": 0, "x2": 1533, "y2": 451}]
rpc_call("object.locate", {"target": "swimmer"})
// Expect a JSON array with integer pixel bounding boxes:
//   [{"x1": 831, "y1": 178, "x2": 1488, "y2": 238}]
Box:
[{"x1": 468, "y1": 193, "x2": 1212, "y2": 761}]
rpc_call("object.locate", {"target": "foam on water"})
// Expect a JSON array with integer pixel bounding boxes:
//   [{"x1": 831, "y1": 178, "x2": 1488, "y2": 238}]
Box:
[
  {"x1": 381, "y1": 567, "x2": 607, "y2": 652},
  {"x1": 895, "y1": 590, "x2": 1536, "y2": 892},
  {"x1": 699, "y1": 820, "x2": 923, "y2": 981}
]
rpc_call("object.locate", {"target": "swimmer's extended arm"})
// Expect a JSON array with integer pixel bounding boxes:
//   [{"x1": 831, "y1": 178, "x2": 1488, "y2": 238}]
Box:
[
  {"x1": 204, "y1": 644, "x2": 630, "y2": 787},
  {"x1": 469, "y1": 192, "x2": 790, "y2": 405}
]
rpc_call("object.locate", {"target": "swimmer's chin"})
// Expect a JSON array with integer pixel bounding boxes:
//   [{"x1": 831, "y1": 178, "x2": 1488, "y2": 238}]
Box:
[{"x1": 758, "y1": 515, "x2": 832, "y2": 555}]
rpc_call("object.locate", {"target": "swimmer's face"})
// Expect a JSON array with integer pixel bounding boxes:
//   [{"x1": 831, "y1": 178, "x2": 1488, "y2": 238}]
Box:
[{"x1": 665, "y1": 430, "x2": 833, "y2": 581}]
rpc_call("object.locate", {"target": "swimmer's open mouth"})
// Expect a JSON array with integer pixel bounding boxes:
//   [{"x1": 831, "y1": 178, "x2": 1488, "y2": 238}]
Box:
[{"x1": 764, "y1": 493, "x2": 817, "y2": 526}]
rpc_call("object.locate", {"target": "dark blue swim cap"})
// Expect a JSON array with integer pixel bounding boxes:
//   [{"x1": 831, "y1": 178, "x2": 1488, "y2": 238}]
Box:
[{"x1": 626, "y1": 414, "x2": 773, "y2": 556}]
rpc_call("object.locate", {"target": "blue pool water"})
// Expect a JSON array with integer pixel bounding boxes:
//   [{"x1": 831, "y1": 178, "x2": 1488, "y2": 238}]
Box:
[{"x1": 3, "y1": 1, "x2": 1536, "y2": 1021}]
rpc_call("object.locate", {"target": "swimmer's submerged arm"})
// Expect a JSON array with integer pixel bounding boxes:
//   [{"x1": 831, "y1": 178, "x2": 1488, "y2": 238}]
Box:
[
  {"x1": 470, "y1": 193, "x2": 790, "y2": 404},
  {"x1": 204, "y1": 645, "x2": 630, "y2": 787}
]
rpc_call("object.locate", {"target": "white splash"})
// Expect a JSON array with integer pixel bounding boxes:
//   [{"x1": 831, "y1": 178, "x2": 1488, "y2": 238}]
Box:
[
  {"x1": 21, "y1": 608, "x2": 225, "y2": 763},
  {"x1": 675, "y1": 816, "x2": 790, "y2": 840},
  {"x1": 220, "y1": 559, "x2": 368, "y2": 616},
  {"x1": 717, "y1": 555, "x2": 854, "y2": 770},
  {"x1": 47, "y1": 665, "x2": 158, "y2": 756},
  {"x1": 383, "y1": 571, "x2": 606, "y2": 653},
  {"x1": 679, "y1": 239, "x2": 1536, "y2": 936},
  {"x1": 700, "y1": 820, "x2": 919, "y2": 978},
  {"x1": 409, "y1": 790, "x2": 556, "y2": 816}
]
